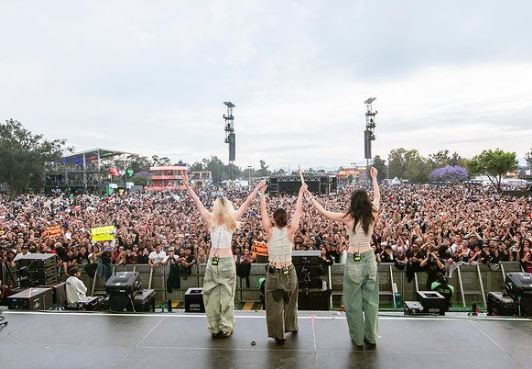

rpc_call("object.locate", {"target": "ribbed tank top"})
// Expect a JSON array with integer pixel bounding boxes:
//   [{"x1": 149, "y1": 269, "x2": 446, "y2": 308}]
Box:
[
  {"x1": 268, "y1": 227, "x2": 293, "y2": 266},
  {"x1": 347, "y1": 220, "x2": 373, "y2": 253},
  {"x1": 210, "y1": 225, "x2": 233, "y2": 249}
]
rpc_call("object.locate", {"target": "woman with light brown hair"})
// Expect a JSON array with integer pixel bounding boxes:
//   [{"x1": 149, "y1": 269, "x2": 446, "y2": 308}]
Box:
[
  {"x1": 258, "y1": 180, "x2": 307, "y2": 345},
  {"x1": 184, "y1": 174, "x2": 265, "y2": 338}
]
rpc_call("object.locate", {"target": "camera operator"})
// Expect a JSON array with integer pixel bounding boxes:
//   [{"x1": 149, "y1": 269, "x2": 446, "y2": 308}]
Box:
[
  {"x1": 431, "y1": 272, "x2": 454, "y2": 311},
  {"x1": 163, "y1": 247, "x2": 180, "y2": 292},
  {"x1": 420, "y1": 247, "x2": 445, "y2": 290}
]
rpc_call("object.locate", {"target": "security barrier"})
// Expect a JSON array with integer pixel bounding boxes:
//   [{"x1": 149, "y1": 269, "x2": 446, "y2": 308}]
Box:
[{"x1": 73, "y1": 261, "x2": 523, "y2": 310}]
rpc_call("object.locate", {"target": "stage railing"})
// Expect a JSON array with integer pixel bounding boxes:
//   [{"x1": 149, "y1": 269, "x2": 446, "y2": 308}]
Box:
[
  {"x1": 73, "y1": 261, "x2": 523, "y2": 310},
  {"x1": 4, "y1": 261, "x2": 522, "y2": 310}
]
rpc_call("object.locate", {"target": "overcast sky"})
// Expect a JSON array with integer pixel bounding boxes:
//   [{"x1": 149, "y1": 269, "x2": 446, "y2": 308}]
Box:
[{"x1": 1, "y1": 0, "x2": 531, "y2": 169}]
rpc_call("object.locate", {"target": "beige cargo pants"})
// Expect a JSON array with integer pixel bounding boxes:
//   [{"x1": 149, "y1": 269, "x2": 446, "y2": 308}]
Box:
[{"x1": 203, "y1": 257, "x2": 236, "y2": 335}]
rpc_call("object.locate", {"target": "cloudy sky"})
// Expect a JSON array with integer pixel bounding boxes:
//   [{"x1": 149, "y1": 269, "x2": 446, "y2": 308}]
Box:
[{"x1": 1, "y1": 0, "x2": 531, "y2": 169}]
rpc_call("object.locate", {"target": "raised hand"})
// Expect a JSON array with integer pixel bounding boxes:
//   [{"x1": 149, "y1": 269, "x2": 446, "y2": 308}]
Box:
[
  {"x1": 370, "y1": 166, "x2": 378, "y2": 180},
  {"x1": 183, "y1": 172, "x2": 190, "y2": 187}
]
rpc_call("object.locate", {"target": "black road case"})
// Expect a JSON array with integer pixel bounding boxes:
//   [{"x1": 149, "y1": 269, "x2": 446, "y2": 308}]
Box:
[
  {"x1": 132, "y1": 289, "x2": 156, "y2": 312},
  {"x1": 504, "y1": 272, "x2": 532, "y2": 300},
  {"x1": 7, "y1": 287, "x2": 54, "y2": 310},
  {"x1": 487, "y1": 292, "x2": 516, "y2": 316}
]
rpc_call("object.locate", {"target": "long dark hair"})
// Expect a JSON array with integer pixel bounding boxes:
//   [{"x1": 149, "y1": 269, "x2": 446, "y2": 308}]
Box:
[{"x1": 346, "y1": 190, "x2": 375, "y2": 236}]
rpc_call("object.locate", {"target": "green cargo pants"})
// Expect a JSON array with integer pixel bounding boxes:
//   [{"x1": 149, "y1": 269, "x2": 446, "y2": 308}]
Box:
[
  {"x1": 203, "y1": 257, "x2": 236, "y2": 335},
  {"x1": 265, "y1": 265, "x2": 299, "y2": 340},
  {"x1": 343, "y1": 250, "x2": 379, "y2": 345}
]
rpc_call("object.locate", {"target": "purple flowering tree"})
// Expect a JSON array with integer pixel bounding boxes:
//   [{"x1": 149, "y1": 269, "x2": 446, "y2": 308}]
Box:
[{"x1": 429, "y1": 165, "x2": 468, "y2": 183}]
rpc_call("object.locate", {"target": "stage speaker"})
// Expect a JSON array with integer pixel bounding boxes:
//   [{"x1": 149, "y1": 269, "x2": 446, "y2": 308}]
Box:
[
  {"x1": 417, "y1": 291, "x2": 447, "y2": 315},
  {"x1": 132, "y1": 289, "x2": 156, "y2": 312},
  {"x1": 504, "y1": 272, "x2": 532, "y2": 316},
  {"x1": 229, "y1": 134, "x2": 236, "y2": 161},
  {"x1": 105, "y1": 272, "x2": 142, "y2": 311},
  {"x1": 16, "y1": 254, "x2": 58, "y2": 288},
  {"x1": 330, "y1": 177, "x2": 337, "y2": 192},
  {"x1": 487, "y1": 292, "x2": 516, "y2": 316},
  {"x1": 319, "y1": 177, "x2": 328, "y2": 194},
  {"x1": 364, "y1": 130, "x2": 372, "y2": 159},
  {"x1": 185, "y1": 288, "x2": 205, "y2": 313}
]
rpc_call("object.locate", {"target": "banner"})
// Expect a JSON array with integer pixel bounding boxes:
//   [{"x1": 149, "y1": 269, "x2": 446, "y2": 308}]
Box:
[
  {"x1": 44, "y1": 225, "x2": 62, "y2": 238},
  {"x1": 252, "y1": 241, "x2": 268, "y2": 257},
  {"x1": 91, "y1": 225, "x2": 116, "y2": 242}
]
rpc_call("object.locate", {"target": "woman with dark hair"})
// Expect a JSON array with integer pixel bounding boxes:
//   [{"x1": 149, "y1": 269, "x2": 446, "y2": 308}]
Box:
[
  {"x1": 258, "y1": 180, "x2": 307, "y2": 344},
  {"x1": 307, "y1": 167, "x2": 380, "y2": 349}
]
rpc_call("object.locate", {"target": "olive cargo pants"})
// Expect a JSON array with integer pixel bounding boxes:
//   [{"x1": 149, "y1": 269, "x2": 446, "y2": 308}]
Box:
[{"x1": 265, "y1": 265, "x2": 299, "y2": 340}]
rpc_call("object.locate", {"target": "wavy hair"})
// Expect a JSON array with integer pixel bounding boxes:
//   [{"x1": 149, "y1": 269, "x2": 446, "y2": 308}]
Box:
[{"x1": 346, "y1": 190, "x2": 375, "y2": 236}]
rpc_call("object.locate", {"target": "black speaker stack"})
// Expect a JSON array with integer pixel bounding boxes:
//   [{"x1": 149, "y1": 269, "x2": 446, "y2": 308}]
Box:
[
  {"x1": 488, "y1": 272, "x2": 532, "y2": 316},
  {"x1": 16, "y1": 254, "x2": 58, "y2": 288}
]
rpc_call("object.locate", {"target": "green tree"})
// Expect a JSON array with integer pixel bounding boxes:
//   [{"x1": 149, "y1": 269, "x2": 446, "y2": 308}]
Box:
[
  {"x1": 224, "y1": 163, "x2": 242, "y2": 179},
  {"x1": 372, "y1": 155, "x2": 387, "y2": 181},
  {"x1": 151, "y1": 155, "x2": 172, "y2": 166},
  {"x1": 271, "y1": 168, "x2": 286, "y2": 176},
  {"x1": 468, "y1": 149, "x2": 518, "y2": 191},
  {"x1": 189, "y1": 161, "x2": 206, "y2": 171},
  {"x1": 201, "y1": 156, "x2": 226, "y2": 184},
  {"x1": 387, "y1": 148, "x2": 408, "y2": 179},
  {"x1": 0, "y1": 119, "x2": 68, "y2": 195},
  {"x1": 525, "y1": 148, "x2": 532, "y2": 167},
  {"x1": 429, "y1": 150, "x2": 465, "y2": 168},
  {"x1": 110, "y1": 155, "x2": 151, "y2": 174},
  {"x1": 255, "y1": 160, "x2": 271, "y2": 177}
]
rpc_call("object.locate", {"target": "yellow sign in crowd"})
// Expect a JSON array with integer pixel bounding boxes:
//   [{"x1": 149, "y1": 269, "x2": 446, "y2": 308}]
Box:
[{"x1": 91, "y1": 225, "x2": 116, "y2": 242}]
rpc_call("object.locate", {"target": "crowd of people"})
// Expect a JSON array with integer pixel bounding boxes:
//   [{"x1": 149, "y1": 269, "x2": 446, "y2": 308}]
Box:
[{"x1": 0, "y1": 184, "x2": 531, "y2": 286}]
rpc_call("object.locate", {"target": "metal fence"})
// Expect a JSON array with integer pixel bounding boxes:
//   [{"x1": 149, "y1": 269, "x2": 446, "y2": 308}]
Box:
[{"x1": 72, "y1": 261, "x2": 524, "y2": 310}]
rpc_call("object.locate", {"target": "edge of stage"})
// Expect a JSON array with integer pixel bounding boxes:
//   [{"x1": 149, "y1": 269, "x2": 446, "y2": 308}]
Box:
[{"x1": 0, "y1": 310, "x2": 530, "y2": 369}]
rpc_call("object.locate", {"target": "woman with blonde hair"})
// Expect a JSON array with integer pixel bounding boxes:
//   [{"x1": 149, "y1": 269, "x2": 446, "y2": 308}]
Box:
[{"x1": 185, "y1": 174, "x2": 265, "y2": 338}]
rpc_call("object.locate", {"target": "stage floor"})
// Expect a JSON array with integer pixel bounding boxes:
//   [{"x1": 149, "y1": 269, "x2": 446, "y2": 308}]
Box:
[{"x1": 0, "y1": 311, "x2": 530, "y2": 369}]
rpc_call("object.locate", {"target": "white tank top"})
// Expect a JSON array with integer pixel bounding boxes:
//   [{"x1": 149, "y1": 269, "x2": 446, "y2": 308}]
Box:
[
  {"x1": 347, "y1": 220, "x2": 374, "y2": 254},
  {"x1": 210, "y1": 225, "x2": 233, "y2": 249},
  {"x1": 268, "y1": 227, "x2": 293, "y2": 266}
]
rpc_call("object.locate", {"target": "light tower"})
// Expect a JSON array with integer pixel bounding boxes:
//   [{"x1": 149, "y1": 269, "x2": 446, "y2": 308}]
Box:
[
  {"x1": 364, "y1": 97, "x2": 377, "y2": 180},
  {"x1": 223, "y1": 101, "x2": 236, "y2": 180}
]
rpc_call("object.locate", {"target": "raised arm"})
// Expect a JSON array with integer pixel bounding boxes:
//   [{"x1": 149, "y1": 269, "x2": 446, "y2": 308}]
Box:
[
  {"x1": 307, "y1": 191, "x2": 350, "y2": 224},
  {"x1": 183, "y1": 173, "x2": 211, "y2": 223},
  {"x1": 370, "y1": 166, "x2": 380, "y2": 211},
  {"x1": 288, "y1": 183, "x2": 307, "y2": 237},
  {"x1": 234, "y1": 179, "x2": 266, "y2": 221},
  {"x1": 258, "y1": 184, "x2": 273, "y2": 239}
]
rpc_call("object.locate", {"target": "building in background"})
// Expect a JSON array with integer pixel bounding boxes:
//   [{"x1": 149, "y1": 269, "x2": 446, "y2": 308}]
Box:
[
  {"x1": 190, "y1": 171, "x2": 212, "y2": 188},
  {"x1": 146, "y1": 165, "x2": 188, "y2": 191},
  {"x1": 44, "y1": 148, "x2": 133, "y2": 194}
]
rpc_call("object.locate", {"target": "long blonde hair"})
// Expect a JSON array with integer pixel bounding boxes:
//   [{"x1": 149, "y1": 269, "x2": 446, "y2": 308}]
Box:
[{"x1": 210, "y1": 197, "x2": 237, "y2": 232}]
